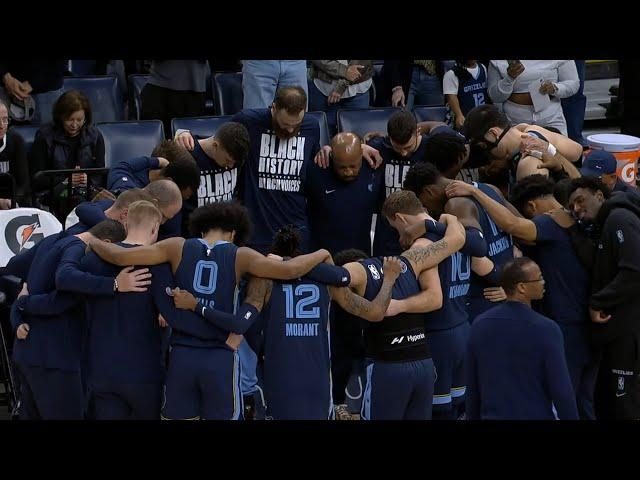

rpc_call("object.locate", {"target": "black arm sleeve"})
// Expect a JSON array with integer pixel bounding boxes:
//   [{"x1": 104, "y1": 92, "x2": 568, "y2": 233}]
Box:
[
  {"x1": 197, "y1": 301, "x2": 261, "y2": 334},
  {"x1": 304, "y1": 263, "x2": 351, "y2": 287}
]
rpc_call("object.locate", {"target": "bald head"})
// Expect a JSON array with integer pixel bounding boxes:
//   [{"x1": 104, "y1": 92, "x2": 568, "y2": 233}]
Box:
[
  {"x1": 143, "y1": 179, "x2": 183, "y2": 224},
  {"x1": 331, "y1": 133, "x2": 363, "y2": 182}
]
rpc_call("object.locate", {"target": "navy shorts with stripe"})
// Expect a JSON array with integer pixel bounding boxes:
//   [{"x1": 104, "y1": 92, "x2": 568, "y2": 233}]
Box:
[
  {"x1": 428, "y1": 322, "x2": 471, "y2": 414},
  {"x1": 161, "y1": 346, "x2": 242, "y2": 420},
  {"x1": 361, "y1": 358, "x2": 435, "y2": 420}
]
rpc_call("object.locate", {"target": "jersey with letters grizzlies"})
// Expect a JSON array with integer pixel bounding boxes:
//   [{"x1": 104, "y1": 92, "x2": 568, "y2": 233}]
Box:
[
  {"x1": 171, "y1": 239, "x2": 238, "y2": 348},
  {"x1": 423, "y1": 230, "x2": 470, "y2": 331},
  {"x1": 261, "y1": 276, "x2": 332, "y2": 419},
  {"x1": 232, "y1": 109, "x2": 320, "y2": 253},
  {"x1": 359, "y1": 257, "x2": 430, "y2": 362},
  {"x1": 368, "y1": 135, "x2": 430, "y2": 256},
  {"x1": 457, "y1": 65, "x2": 488, "y2": 115},
  {"x1": 467, "y1": 182, "x2": 514, "y2": 308}
]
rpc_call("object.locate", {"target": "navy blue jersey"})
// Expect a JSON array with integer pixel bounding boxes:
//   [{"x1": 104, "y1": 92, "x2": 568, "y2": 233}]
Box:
[
  {"x1": 467, "y1": 182, "x2": 514, "y2": 316},
  {"x1": 359, "y1": 257, "x2": 430, "y2": 362},
  {"x1": 107, "y1": 156, "x2": 159, "y2": 193},
  {"x1": 423, "y1": 232, "x2": 471, "y2": 331},
  {"x1": 81, "y1": 243, "x2": 164, "y2": 385},
  {"x1": 457, "y1": 66, "x2": 488, "y2": 115},
  {"x1": 368, "y1": 135, "x2": 430, "y2": 256},
  {"x1": 171, "y1": 239, "x2": 238, "y2": 348},
  {"x1": 530, "y1": 214, "x2": 589, "y2": 325},
  {"x1": 306, "y1": 161, "x2": 383, "y2": 256},
  {"x1": 232, "y1": 109, "x2": 320, "y2": 253},
  {"x1": 261, "y1": 277, "x2": 332, "y2": 419}
]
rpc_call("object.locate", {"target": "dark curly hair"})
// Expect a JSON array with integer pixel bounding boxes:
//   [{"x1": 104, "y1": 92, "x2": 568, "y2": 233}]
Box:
[
  {"x1": 334, "y1": 248, "x2": 369, "y2": 266},
  {"x1": 270, "y1": 224, "x2": 302, "y2": 258},
  {"x1": 509, "y1": 174, "x2": 556, "y2": 215},
  {"x1": 188, "y1": 201, "x2": 252, "y2": 246}
]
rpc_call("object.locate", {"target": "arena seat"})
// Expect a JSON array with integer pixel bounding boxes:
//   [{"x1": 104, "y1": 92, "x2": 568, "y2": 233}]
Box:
[
  {"x1": 68, "y1": 60, "x2": 98, "y2": 76},
  {"x1": 337, "y1": 107, "x2": 401, "y2": 139},
  {"x1": 171, "y1": 116, "x2": 232, "y2": 139},
  {"x1": 96, "y1": 120, "x2": 164, "y2": 168},
  {"x1": 32, "y1": 89, "x2": 64, "y2": 124},
  {"x1": 413, "y1": 106, "x2": 448, "y2": 122},
  {"x1": 305, "y1": 111, "x2": 331, "y2": 147},
  {"x1": 11, "y1": 125, "x2": 41, "y2": 156},
  {"x1": 213, "y1": 73, "x2": 243, "y2": 116},
  {"x1": 63, "y1": 76, "x2": 124, "y2": 123},
  {"x1": 127, "y1": 74, "x2": 150, "y2": 120}
]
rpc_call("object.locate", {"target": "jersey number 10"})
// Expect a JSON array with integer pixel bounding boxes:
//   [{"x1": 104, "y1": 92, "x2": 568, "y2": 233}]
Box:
[{"x1": 282, "y1": 284, "x2": 320, "y2": 319}]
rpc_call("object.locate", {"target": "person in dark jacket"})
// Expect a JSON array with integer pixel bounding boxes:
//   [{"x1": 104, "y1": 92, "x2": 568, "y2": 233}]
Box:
[
  {"x1": 580, "y1": 149, "x2": 639, "y2": 196},
  {"x1": 0, "y1": 99, "x2": 30, "y2": 207},
  {"x1": 466, "y1": 257, "x2": 578, "y2": 420},
  {"x1": 31, "y1": 90, "x2": 106, "y2": 218},
  {"x1": 568, "y1": 177, "x2": 640, "y2": 419}
]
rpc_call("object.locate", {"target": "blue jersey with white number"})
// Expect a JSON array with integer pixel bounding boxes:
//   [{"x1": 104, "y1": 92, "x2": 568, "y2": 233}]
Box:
[
  {"x1": 423, "y1": 232, "x2": 471, "y2": 331},
  {"x1": 467, "y1": 183, "x2": 514, "y2": 318},
  {"x1": 457, "y1": 66, "x2": 487, "y2": 115},
  {"x1": 262, "y1": 277, "x2": 332, "y2": 419},
  {"x1": 171, "y1": 239, "x2": 238, "y2": 348}
]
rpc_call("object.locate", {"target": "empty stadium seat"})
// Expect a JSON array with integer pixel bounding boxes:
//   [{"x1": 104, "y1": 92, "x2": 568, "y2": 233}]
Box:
[
  {"x1": 305, "y1": 111, "x2": 331, "y2": 147},
  {"x1": 10, "y1": 125, "x2": 41, "y2": 155},
  {"x1": 170, "y1": 116, "x2": 232, "y2": 139},
  {"x1": 96, "y1": 120, "x2": 164, "y2": 168},
  {"x1": 337, "y1": 107, "x2": 401, "y2": 139},
  {"x1": 127, "y1": 74, "x2": 150, "y2": 120},
  {"x1": 68, "y1": 60, "x2": 98, "y2": 76},
  {"x1": 413, "y1": 106, "x2": 448, "y2": 122},
  {"x1": 63, "y1": 76, "x2": 124, "y2": 123},
  {"x1": 32, "y1": 89, "x2": 64, "y2": 124},
  {"x1": 213, "y1": 73, "x2": 243, "y2": 116}
]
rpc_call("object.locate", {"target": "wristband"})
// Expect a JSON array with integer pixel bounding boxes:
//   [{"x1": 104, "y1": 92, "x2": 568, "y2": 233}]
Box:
[
  {"x1": 547, "y1": 143, "x2": 557, "y2": 157},
  {"x1": 113, "y1": 278, "x2": 118, "y2": 292}
]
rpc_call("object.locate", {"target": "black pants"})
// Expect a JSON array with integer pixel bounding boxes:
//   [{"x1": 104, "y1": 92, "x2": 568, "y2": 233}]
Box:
[
  {"x1": 330, "y1": 307, "x2": 364, "y2": 404},
  {"x1": 141, "y1": 83, "x2": 206, "y2": 138},
  {"x1": 594, "y1": 332, "x2": 640, "y2": 420}
]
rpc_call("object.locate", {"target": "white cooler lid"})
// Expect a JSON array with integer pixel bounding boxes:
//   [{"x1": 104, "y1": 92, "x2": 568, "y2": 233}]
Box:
[{"x1": 587, "y1": 133, "x2": 640, "y2": 152}]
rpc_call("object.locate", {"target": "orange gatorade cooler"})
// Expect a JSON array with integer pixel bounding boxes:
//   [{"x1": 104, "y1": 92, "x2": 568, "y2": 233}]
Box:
[{"x1": 586, "y1": 134, "x2": 640, "y2": 187}]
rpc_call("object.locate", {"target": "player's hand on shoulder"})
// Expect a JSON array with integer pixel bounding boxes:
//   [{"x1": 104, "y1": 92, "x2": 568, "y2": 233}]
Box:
[
  {"x1": 382, "y1": 256, "x2": 403, "y2": 282},
  {"x1": 315, "y1": 146, "x2": 332, "y2": 169},
  {"x1": 445, "y1": 180, "x2": 476, "y2": 199},
  {"x1": 361, "y1": 144, "x2": 383, "y2": 169},
  {"x1": 175, "y1": 131, "x2": 195, "y2": 151}
]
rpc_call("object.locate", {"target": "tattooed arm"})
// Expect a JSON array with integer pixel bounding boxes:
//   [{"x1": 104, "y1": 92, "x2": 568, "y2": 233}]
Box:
[
  {"x1": 402, "y1": 213, "x2": 466, "y2": 277},
  {"x1": 330, "y1": 257, "x2": 403, "y2": 322}
]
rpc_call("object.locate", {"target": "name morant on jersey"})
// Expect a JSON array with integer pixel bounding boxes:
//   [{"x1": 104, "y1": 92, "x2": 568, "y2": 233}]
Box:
[{"x1": 285, "y1": 322, "x2": 320, "y2": 337}]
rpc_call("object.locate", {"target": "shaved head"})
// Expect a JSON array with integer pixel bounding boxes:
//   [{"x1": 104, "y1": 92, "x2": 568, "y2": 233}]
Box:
[{"x1": 331, "y1": 133, "x2": 363, "y2": 182}]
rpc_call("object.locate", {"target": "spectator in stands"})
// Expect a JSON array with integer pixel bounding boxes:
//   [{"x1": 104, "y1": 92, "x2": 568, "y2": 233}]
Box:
[
  {"x1": 487, "y1": 60, "x2": 579, "y2": 135},
  {"x1": 31, "y1": 90, "x2": 106, "y2": 217},
  {"x1": 383, "y1": 60, "x2": 444, "y2": 109},
  {"x1": 580, "y1": 149, "x2": 638, "y2": 195},
  {"x1": 308, "y1": 61, "x2": 374, "y2": 135},
  {"x1": 0, "y1": 60, "x2": 67, "y2": 124},
  {"x1": 443, "y1": 60, "x2": 489, "y2": 131},
  {"x1": 0, "y1": 99, "x2": 30, "y2": 208},
  {"x1": 242, "y1": 60, "x2": 308, "y2": 109},
  {"x1": 562, "y1": 60, "x2": 588, "y2": 148},
  {"x1": 141, "y1": 60, "x2": 210, "y2": 137}
]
